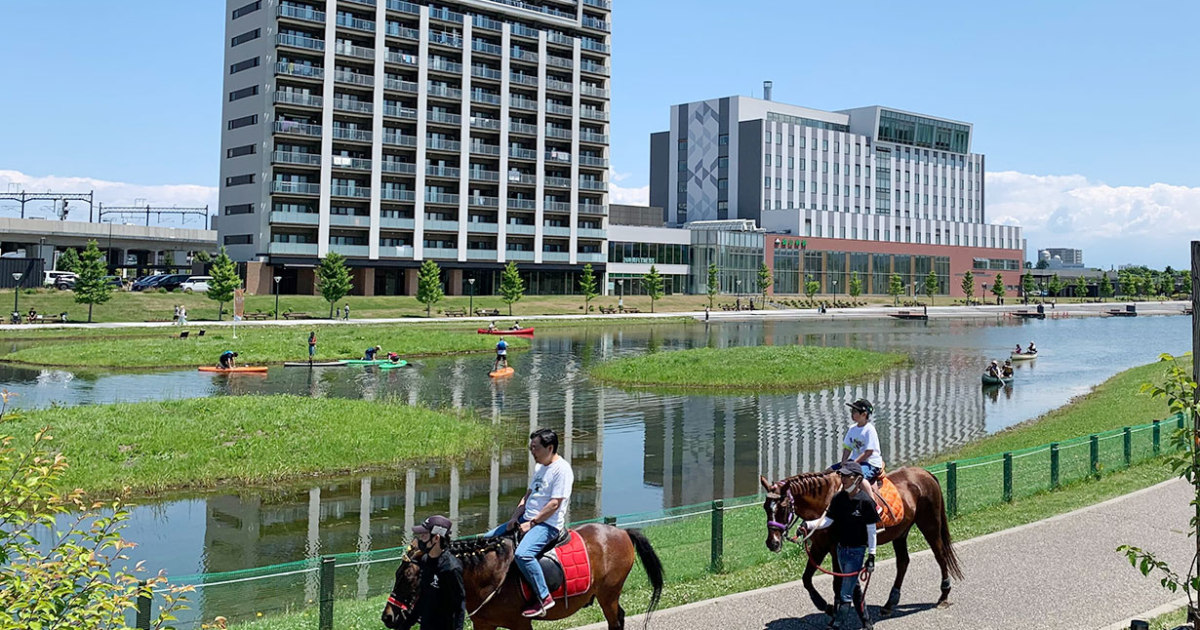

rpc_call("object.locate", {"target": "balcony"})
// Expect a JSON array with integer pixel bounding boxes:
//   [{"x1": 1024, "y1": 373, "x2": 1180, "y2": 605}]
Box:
[
  {"x1": 425, "y1": 218, "x2": 460, "y2": 232},
  {"x1": 580, "y1": 61, "x2": 610, "y2": 75},
  {"x1": 471, "y1": 65, "x2": 501, "y2": 81},
  {"x1": 331, "y1": 156, "x2": 372, "y2": 171},
  {"x1": 271, "y1": 181, "x2": 320, "y2": 195},
  {"x1": 544, "y1": 176, "x2": 571, "y2": 188},
  {"x1": 382, "y1": 131, "x2": 418, "y2": 147},
  {"x1": 428, "y1": 58, "x2": 463, "y2": 74},
  {"x1": 428, "y1": 6, "x2": 464, "y2": 23},
  {"x1": 509, "y1": 121, "x2": 538, "y2": 135},
  {"x1": 510, "y1": 73, "x2": 538, "y2": 87},
  {"x1": 468, "y1": 195, "x2": 499, "y2": 208},
  {"x1": 581, "y1": 38, "x2": 610, "y2": 54},
  {"x1": 428, "y1": 30, "x2": 463, "y2": 49},
  {"x1": 470, "y1": 143, "x2": 502, "y2": 156},
  {"x1": 424, "y1": 247, "x2": 459, "y2": 259},
  {"x1": 272, "y1": 151, "x2": 322, "y2": 166},
  {"x1": 387, "y1": 0, "x2": 420, "y2": 15},
  {"x1": 277, "y1": 5, "x2": 325, "y2": 24},
  {"x1": 387, "y1": 24, "x2": 420, "y2": 40},
  {"x1": 470, "y1": 90, "x2": 501, "y2": 105},
  {"x1": 543, "y1": 200, "x2": 571, "y2": 212},
  {"x1": 579, "y1": 155, "x2": 608, "y2": 168},
  {"x1": 270, "y1": 211, "x2": 319, "y2": 225},
  {"x1": 467, "y1": 221, "x2": 499, "y2": 233},
  {"x1": 380, "y1": 244, "x2": 415, "y2": 258},
  {"x1": 331, "y1": 185, "x2": 371, "y2": 198},
  {"x1": 469, "y1": 169, "x2": 500, "y2": 181},
  {"x1": 510, "y1": 23, "x2": 539, "y2": 40},
  {"x1": 579, "y1": 131, "x2": 609, "y2": 144},
  {"x1": 276, "y1": 33, "x2": 325, "y2": 52},
  {"x1": 546, "y1": 79, "x2": 573, "y2": 94},
  {"x1": 577, "y1": 252, "x2": 606, "y2": 263},
  {"x1": 507, "y1": 172, "x2": 538, "y2": 185},
  {"x1": 381, "y1": 188, "x2": 416, "y2": 201},
  {"x1": 577, "y1": 228, "x2": 606, "y2": 239},
  {"x1": 268, "y1": 242, "x2": 319, "y2": 256},
  {"x1": 505, "y1": 249, "x2": 534, "y2": 261},
  {"x1": 545, "y1": 102, "x2": 573, "y2": 116},
  {"x1": 384, "y1": 77, "x2": 418, "y2": 94},
  {"x1": 579, "y1": 178, "x2": 607, "y2": 191},
  {"x1": 506, "y1": 223, "x2": 536, "y2": 235},
  {"x1": 577, "y1": 204, "x2": 608, "y2": 215},
  {"x1": 332, "y1": 127, "x2": 373, "y2": 142},
  {"x1": 426, "y1": 137, "x2": 461, "y2": 152},
  {"x1": 466, "y1": 249, "x2": 498, "y2": 261},
  {"x1": 334, "y1": 70, "x2": 374, "y2": 87},
  {"x1": 385, "y1": 51, "x2": 418, "y2": 67},
  {"x1": 275, "y1": 62, "x2": 325, "y2": 80},
  {"x1": 471, "y1": 39, "x2": 502, "y2": 56},
  {"x1": 274, "y1": 92, "x2": 323, "y2": 108},
  {"x1": 583, "y1": 0, "x2": 612, "y2": 8},
  {"x1": 335, "y1": 41, "x2": 376, "y2": 60},
  {"x1": 542, "y1": 251, "x2": 570, "y2": 262},
  {"x1": 470, "y1": 116, "x2": 501, "y2": 130},
  {"x1": 582, "y1": 16, "x2": 610, "y2": 32},
  {"x1": 344, "y1": 0, "x2": 377, "y2": 7},
  {"x1": 580, "y1": 84, "x2": 609, "y2": 99},
  {"x1": 274, "y1": 121, "x2": 322, "y2": 137},
  {"x1": 580, "y1": 108, "x2": 608, "y2": 121},
  {"x1": 426, "y1": 165, "x2": 461, "y2": 178},
  {"x1": 383, "y1": 104, "x2": 417, "y2": 120},
  {"x1": 509, "y1": 147, "x2": 537, "y2": 160},
  {"x1": 546, "y1": 32, "x2": 574, "y2": 47},
  {"x1": 543, "y1": 225, "x2": 571, "y2": 237},
  {"x1": 332, "y1": 98, "x2": 373, "y2": 114},
  {"x1": 510, "y1": 96, "x2": 538, "y2": 111},
  {"x1": 545, "y1": 150, "x2": 571, "y2": 164},
  {"x1": 510, "y1": 48, "x2": 539, "y2": 63},
  {"x1": 545, "y1": 126, "x2": 572, "y2": 140},
  {"x1": 425, "y1": 192, "x2": 460, "y2": 205},
  {"x1": 427, "y1": 110, "x2": 462, "y2": 125},
  {"x1": 330, "y1": 244, "x2": 370, "y2": 257},
  {"x1": 336, "y1": 14, "x2": 376, "y2": 33},
  {"x1": 473, "y1": 14, "x2": 502, "y2": 32},
  {"x1": 546, "y1": 56, "x2": 573, "y2": 70},
  {"x1": 380, "y1": 161, "x2": 417, "y2": 175},
  {"x1": 380, "y1": 216, "x2": 415, "y2": 229},
  {"x1": 427, "y1": 83, "x2": 463, "y2": 99},
  {"x1": 331, "y1": 214, "x2": 372, "y2": 227}
]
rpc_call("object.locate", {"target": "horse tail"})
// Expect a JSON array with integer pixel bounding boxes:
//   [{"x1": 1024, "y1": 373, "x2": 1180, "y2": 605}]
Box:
[
  {"x1": 626, "y1": 528, "x2": 664, "y2": 627},
  {"x1": 928, "y1": 471, "x2": 965, "y2": 581}
]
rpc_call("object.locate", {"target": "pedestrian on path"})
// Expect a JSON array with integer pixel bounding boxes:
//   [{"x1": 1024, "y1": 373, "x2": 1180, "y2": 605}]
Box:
[
  {"x1": 800, "y1": 461, "x2": 878, "y2": 630},
  {"x1": 343, "y1": 304, "x2": 350, "y2": 320},
  {"x1": 308, "y1": 331, "x2": 317, "y2": 363},
  {"x1": 173, "y1": 305, "x2": 180, "y2": 325},
  {"x1": 179, "y1": 306, "x2": 187, "y2": 326}
]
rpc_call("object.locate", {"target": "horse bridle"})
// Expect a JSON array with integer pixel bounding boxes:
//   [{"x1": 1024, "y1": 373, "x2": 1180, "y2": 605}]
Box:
[{"x1": 765, "y1": 485, "x2": 802, "y2": 542}]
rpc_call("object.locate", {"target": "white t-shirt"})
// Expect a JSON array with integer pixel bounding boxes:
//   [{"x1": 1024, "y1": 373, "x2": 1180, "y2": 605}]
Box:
[
  {"x1": 843, "y1": 423, "x2": 884, "y2": 468},
  {"x1": 524, "y1": 457, "x2": 574, "y2": 531}
]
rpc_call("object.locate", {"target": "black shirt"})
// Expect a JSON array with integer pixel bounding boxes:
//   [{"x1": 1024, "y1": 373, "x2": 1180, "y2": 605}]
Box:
[
  {"x1": 826, "y1": 488, "x2": 879, "y2": 548},
  {"x1": 414, "y1": 552, "x2": 465, "y2": 630}
]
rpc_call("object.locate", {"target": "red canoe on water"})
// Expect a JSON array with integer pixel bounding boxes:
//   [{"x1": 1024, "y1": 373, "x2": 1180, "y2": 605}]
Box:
[{"x1": 477, "y1": 328, "x2": 534, "y2": 335}]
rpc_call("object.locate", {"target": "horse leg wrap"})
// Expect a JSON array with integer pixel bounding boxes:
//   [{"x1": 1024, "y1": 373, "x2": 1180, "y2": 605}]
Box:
[{"x1": 941, "y1": 578, "x2": 952, "y2": 593}]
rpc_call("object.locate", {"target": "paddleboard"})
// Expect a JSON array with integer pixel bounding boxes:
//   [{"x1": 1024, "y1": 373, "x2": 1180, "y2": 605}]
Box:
[
  {"x1": 489, "y1": 366, "x2": 515, "y2": 378},
  {"x1": 378, "y1": 360, "x2": 409, "y2": 369},
  {"x1": 283, "y1": 361, "x2": 347, "y2": 367},
  {"x1": 343, "y1": 359, "x2": 391, "y2": 365},
  {"x1": 198, "y1": 366, "x2": 268, "y2": 373}
]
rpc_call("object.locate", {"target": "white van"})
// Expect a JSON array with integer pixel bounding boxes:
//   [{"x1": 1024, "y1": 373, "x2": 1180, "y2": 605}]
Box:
[
  {"x1": 180, "y1": 276, "x2": 212, "y2": 293},
  {"x1": 43, "y1": 271, "x2": 78, "y2": 287}
]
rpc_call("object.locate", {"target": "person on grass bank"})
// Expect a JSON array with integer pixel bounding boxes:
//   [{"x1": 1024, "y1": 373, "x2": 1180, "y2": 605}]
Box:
[
  {"x1": 487, "y1": 428, "x2": 574, "y2": 618},
  {"x1": 800, "y1": 461, "x2": 878, "y2": 630},
  {"x1": 410, "y1": 515, "x2": 465, "y2": 630},
  {"x1": 218, "y1": 351, "x2": 238, "y2": 369}
]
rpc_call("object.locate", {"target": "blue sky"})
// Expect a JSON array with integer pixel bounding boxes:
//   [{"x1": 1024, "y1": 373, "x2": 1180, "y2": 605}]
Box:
[{"x1": 2, "y1": 1, "x2": 1197, "y2": 267}]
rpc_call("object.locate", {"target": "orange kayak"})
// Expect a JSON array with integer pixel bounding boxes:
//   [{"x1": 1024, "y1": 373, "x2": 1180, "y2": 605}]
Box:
[
  {"x1": 489, "y1": 366, "x2": 515, "y2": 378},
  {"x1": 198, "y1": 366, "x2": 268, "y2": 373}
]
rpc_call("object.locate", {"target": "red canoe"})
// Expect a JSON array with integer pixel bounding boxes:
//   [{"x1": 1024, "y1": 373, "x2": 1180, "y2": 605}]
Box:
[{"x1": 477, "y1": 328, "x2": 534, "y2": 335}]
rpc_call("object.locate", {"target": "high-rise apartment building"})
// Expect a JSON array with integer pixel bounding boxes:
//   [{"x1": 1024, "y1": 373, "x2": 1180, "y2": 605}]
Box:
[
  {"x1": 218, "y1": 0, "x2": 611, "y2": 295},
  {"x1": 1038, "y1": 248, "x2": 1083, "y2": 267}
]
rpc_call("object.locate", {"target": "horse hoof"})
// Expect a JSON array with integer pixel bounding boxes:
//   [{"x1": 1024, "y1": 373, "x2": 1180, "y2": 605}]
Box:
[
  {"x1": 936, "y1": 600, "x2": 952, "y2": 609},
  {"x1": 879, "y1": 606, "x2": 893, "y2": 618}
]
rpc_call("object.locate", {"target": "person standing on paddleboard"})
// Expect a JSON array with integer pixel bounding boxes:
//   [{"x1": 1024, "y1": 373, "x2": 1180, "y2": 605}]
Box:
[{"x1": 493, "y1": 337, "x2": 508, "y2": 372}]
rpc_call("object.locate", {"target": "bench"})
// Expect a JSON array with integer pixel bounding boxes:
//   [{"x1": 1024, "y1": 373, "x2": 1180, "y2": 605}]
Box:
[
  {"x1": 283, "y1": 312, "x2": 311, "y2": 320},
  {"x1": 244, "y1": 312, "x2": 270, "y2": 320},
  {"x1": 622, "y1": 307, "x2": 640, "y2": 314},
  {"x1": 475, "y1": 308, "x2": 500, "y2": 317},
  {"x1": 444, "y1": 308, "x2": 467, "y2": 317},
  {"x1": 599, "y1": 306, "x2": 617, "y2": 314}
]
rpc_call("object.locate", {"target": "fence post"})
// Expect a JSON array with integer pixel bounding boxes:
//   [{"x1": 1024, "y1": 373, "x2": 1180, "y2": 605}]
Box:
[
  {"x1": 946, "y1": 462, "x2": 958, "y2": 518},
  {"x1": 1090, "y1": 434, "x2": 1100, "y2": 478},
  {"x1": 709, "y1": 500, "x2": 724, "y2": 573},
  {"x1": 1050, "y1": 443, "x2": 1060, "y2": 489},
  {"x1": 1123, "y1": 426, "x2": 1132, "y2": 467},
  {"x1": 1153, "y1": 420, "x2": 1161, "y2": 456},
  {"x1": 1002, "y1": 453, "x2": 1013, "y2": 503},
  {"x1": 136, "y1": 580, "x2": 151, "y2": 630},
  {"x1": 319, "y1": 556, "x2": 335, "y2": 630}
]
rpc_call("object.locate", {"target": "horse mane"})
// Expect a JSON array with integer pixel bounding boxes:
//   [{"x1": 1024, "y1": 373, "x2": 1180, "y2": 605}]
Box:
[
  {"x1": 447, "y1": 535, "x2": 514, "y2": 568},
  {"x1": 778, "y1": 471, "x2": 837, "y2": 499}
]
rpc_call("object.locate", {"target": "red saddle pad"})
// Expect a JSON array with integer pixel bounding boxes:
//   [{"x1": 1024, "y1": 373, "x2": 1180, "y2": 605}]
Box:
[{"x1": 519, "y1": 529, "x2": 592, "y2": 600}]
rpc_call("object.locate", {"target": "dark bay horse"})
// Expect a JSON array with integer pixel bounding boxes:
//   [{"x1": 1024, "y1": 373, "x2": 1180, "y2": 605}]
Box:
[
  {"x1": 760, "y1": 468, "x2": 963, "y2": 617},
  {"x1": 382, "y1": 522, "x2": 663, "y2": 630}
]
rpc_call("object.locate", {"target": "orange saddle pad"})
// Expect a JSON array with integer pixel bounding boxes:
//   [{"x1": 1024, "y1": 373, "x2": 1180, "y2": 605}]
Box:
[{"x1": 875, "y1": 477, "x2": 905, "y2": 527}]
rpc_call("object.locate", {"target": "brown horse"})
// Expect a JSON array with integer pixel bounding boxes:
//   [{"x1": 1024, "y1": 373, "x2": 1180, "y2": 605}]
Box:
[
  {"x1": 382, "y1": 523, "x2": 663, "y2": 630},
  {"x1": 760, "y1": 468, "x2": 963, "y2": 618}
]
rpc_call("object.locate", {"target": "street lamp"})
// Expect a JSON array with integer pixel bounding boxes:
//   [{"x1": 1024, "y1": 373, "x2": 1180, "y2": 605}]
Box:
[
  {"x1": 468, "y1": 277, "x2": 475, "y2": 315},
  {"x1": 12, "y1": 272, "x2": 23, "y2": 317},
  {"x1": 735, "y1": 278, "x2": 742, "y2": 306},
  {"x1": 273, "y1": 276, "x2": 282, "y2": 320},
  {"x1": 618, "y1": 279, "x2": 625, "y2": 310}
]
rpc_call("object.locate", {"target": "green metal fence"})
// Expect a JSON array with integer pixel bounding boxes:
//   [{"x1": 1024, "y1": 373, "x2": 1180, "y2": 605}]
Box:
[{"x1": 138, "y1": 413, "x2": 1186, "y2": 629}]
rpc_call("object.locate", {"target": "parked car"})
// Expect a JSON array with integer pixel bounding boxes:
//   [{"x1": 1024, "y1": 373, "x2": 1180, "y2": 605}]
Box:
[
  {"x1": 105, "y1": 276, "x2": 126, "y2": 289},
  {"x1": 154, "y1": 274, "x2": 193, "y2": 292},
  {"x1": 180, "y1": 276, "x2": 211, "y2": 293},
  {"x1": 44, "y1": 271, "x2": 78, "y2": 288},
  {"x1": 131, "y1": 274, "x2": 167, "y2": 291}
]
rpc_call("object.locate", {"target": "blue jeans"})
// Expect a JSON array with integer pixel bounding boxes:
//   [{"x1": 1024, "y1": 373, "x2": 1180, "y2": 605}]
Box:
[
  {"x1": 835, "y1": 544, "x2": 866, "y2": 603},
  {"x1": 487, "y1": 518, "x2": 559, "y2": 600},
  {"x1": 831, "y1": 461, "x2": 881, "y2": 482}
]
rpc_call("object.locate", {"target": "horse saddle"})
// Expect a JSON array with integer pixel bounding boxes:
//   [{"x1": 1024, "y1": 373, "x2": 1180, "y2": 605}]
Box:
[
  {"x1": 872, "y1": 476, "x2": 905, "y2": 528},
  {"x1": 517, "y1": 529, "x2": 592, "y2": 601}
]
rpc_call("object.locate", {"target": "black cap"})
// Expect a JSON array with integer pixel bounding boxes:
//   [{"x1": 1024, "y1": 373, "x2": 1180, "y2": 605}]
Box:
[
  {"x1": 846, "y1": 399, "x2": 873, "y2": 415},
  {"x1": 837, "y1": 461, "x2": 864, "y2": 477},
  {"x1": 412, "y1": 515, "x2": 452, "y2": 537}
]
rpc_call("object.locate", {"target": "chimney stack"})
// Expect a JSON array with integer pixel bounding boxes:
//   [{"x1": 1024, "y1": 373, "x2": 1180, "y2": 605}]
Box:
[{"x1": 763, "y1": 81, "x2": 773, "y2": 101}]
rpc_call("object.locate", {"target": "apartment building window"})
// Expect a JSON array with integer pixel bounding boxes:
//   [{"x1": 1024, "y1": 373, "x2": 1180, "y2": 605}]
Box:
[
  {"x1": 787, "y1": 180, "x2": 793, "y2": 191},
  {"x1": 230, "y1": 57, "x2": 260, "y2": 74},
  {"x1": 776, "y1": 178, "x2": 782, "y2": 190},
  {"x1": 833, "y1": 185, "x2": 839, "y2": 196},
  {"x1": 822, "y1": 140, "x2": 828, "y2": 150},
  {"x1": 231, "y1": 29, "x2": 261, "y2": 47},
  {"x1": 677, "y1": 181, "x2": 687, "y2": 193},
  {"x1": 227, "y1": 114, "x2": 258, "y2": 129},
  {"x1": 765, "y1": 129, "x2": 771, "y2": 143},
  {"x1": 678, "y1": 139, "x2": 687, "y2": 151},
  {"x1": 678, "y1": 160, "x2": 687, "y2": 172},
  {"x1": 718, "y1": 156, "x2": 729, "y2": 168},
  {"x1": 765, "y1": 154, "x2": 771, "y2": 167},
  {"x1": 717, "y1": 201, "x2": 728, "y2": 211},
  {"x1": 224, "y1": 234, "x2": 253, "y2": 245},
  {"x1": 226, "y1": 144, "x2": 256, "y2": 158},
  {"x1": 833, "y1": 163, "x2": 839, "y2": 175},
  {"x1": 822, "y1": 161, "x2": 828, "y2": 173},
  {"x1": 764, "y1": 177, "x2": 771, "y2": 188},
  {"x1": 798, "y1": 136, "x2": 806, "y2": 148},
  {"x1": 788, "y1": 157, "x2": 794, "y2": 169},
  {"x1": 855, "y1": 185, "x2": 861, "y2": 198},
  {"x1": 229, "y1": 85, "x2": 258, "y2": 101},
  {"x1": 719, "y1": 134, "x2": 729, "y2": 145},
  {"x1": 224, "y1": 204, "x2": 254, "y2": 215},
  {"x1": 225, "y1": 174, "x2": 254, "y2": 186},
  {"x1": 799, "y1": 158, "x2": 805, "y2": 171},
  {"x1": 834, "y1": 142, "x2": 839, "y2": 153},
  {"x1": 718, "y1": 178, "x2": 728, "y2": 190},
  {"x1": 232, "y1": 0, "x2": 261, "y2": 19},
  {"x1": 797, "y1": 181, "x2": 805, "y2": 193},
  {"x1": 788, "y1": 135, "x2": 794, "y2": 147}
]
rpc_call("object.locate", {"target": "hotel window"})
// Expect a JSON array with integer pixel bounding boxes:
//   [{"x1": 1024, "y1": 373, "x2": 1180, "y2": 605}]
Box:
[
  {"x1": 718, "y1": 156, "x2": 728, "y2": 168},
  {"x1": 777, "y1": 132, "x2": 782, "y2": 143},
  {"x1": 823, "y1": 161, "x2": 828, "y2": 173},
  {"x1": 719, "y1": 134, "x2": 729, "y2": 145},
  {"x1": 798, "y1": 137, "x2": 806, "y2": 148},
  {"x1": 765, "y1": 154, "x2": 771, "y2": 167},
  {"x1": 787, "y1": 180, "x2": 793, "y2": 191},
  {"x1": 799, "y1": 158, "x2": 806, "y2": 171},
  {"x1": 788, "y1": 135, "x2": 794, "y2": 147},
  {"x1": 855, "y1": 185, "x2": 861, "y2": 198},
  {"x1": 718, "y1": 178, "x2": 728, "y2": 190},
  {"x1": 776, "y1": 178, "x2": 782, "y2": 189},
  {"x1": 788, "y1": 157, "x2": 794, "y2": 169},
  {"x1": 822, "y1": 140, "x2": 828, "y2": 151},
  {"x1": 844, "y1": 186, "x2": 850, "y2": 197},
  {"x1": 834, "y1": 142, "x2": 839, "y2": 153},
  {"x1": 765, "y1": 129, "x2": 771, "y2": 143},
  {"x1": 764, "y1": 177, "x2": 771, "y2": 188},
  {"x1": 797, "y1": 181, "x2": 805, "y2": 192},
  {"x1": 822, "y1": 183, "x2": 828, "y2": 194},
  {"x1": 833, "y1": 185, "x2": 839, "y2": 196}
]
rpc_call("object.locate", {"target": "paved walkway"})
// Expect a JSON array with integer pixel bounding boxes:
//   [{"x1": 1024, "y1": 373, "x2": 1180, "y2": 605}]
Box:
[{"x1": 580, "y1": 478, "x2": 1193, "y2": 630}]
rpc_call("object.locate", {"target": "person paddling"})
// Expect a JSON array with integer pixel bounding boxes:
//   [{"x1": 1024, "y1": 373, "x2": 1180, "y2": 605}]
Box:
[{"x1": 218, "y1": 351, "x2": 238, "y2": 370}]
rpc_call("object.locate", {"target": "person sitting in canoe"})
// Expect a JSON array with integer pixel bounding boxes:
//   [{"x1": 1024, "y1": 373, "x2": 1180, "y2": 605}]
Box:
[
  {"x1": 494, "y1": 337, "x2": 508, "y2": 372},
  {"x1": 985, "y1": 360, "x2": 1002, "y2": 378},
  {"x1": 218, "y1": 351, "x2": 239, "y2": 370},
  {"x1": 1027, "y1": 341, "x2": 1037, "y2": 354},
  {"x1": 364, "y1": 345, "x2": 381, "y2": 360},
  {"x1": 386, "y1": 351, "x2": 402, "y2": 363},
  {"x1": 1014, "y1": 343, "x2": 1023, "y2": 355},
  {"x1": 487, "y1": 321, "x2": 498, "y2": 332},
  {"x1": 1002, "y1": 359, "x2": 1014, "y2": 378},
  {"x1": 510, "y1": 321, "x2": 523, "y2": 331}
]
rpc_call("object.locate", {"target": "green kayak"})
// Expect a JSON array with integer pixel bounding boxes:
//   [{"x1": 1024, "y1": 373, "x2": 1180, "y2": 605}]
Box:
[
  {"x1": 343, "y1": 359, "x2": 392, "y2": 365},
  {"x1": 378, "y1": 360, "x2": 408, "y2": 369}
]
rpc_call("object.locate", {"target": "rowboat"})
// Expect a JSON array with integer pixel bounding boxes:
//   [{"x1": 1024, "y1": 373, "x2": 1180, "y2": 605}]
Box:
[
  {"x1": 887, "y1": 311, "x2": 928, "y2": 321},
  {"x1": 198, "y1": 366, "x2": 268, "y2": 373},
  {"x1": 1010, "y1": 352, "x2": 1038, "y2": 361},
  {"x1": 981, "y1": 373, "x2": 1013, "y2": 386},
  {"x1": 1012, "y1": 311, "x2": 1045, "y2": 319},
  {"x1": 478, "y1": 327, "x2": 535, "y2": 335},
  {"x1": 283, "y1": 361, "x2": 347, "y2": 367}
]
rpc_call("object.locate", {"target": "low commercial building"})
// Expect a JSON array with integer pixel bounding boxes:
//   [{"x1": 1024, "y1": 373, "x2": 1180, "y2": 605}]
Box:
[{"x1": 0, "y1": 217, "x2": 215, "y2": 277}]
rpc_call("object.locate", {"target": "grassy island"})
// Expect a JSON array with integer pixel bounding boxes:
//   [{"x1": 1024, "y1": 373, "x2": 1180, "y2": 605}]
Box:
[
  {"x1": 4, "y1": 395, "x2": 501, "y2": 495},
  {"x1": 0, "y1": 324, "x2": 527, "y2": 369},
  {"x1": 589, "y1": 345, "x2": 908, "y2": 391}
]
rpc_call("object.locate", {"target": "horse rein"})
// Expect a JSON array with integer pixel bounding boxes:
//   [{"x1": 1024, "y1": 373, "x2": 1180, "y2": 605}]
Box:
[{"x1": 467, "y1": 569, "x2": 508, "y2": 618}]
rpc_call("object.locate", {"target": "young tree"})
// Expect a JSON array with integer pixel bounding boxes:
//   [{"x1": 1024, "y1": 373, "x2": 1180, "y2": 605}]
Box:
[
  {"x1": 1021, "y1": 270, "x2": 1036, "y2": 303},
  {"x1": 317, "y1": 252, "x2": 353, "y2": 318},
  {"x1": 991, "y1": 273, "x2": 1006, "y2": 304},
  {"x1": 1047, "y1": 273, "x2": 1064, "y2": 298},
  {"x1": 194, "y1": 249, "x2": 213, "y2": 264},
  {"x1": 1181, "y1": 270, "x2": 1192, "y2": 297},
  {"x1": 56, "y1": 247, "x2": 80, "y2": 273},
  {"x1": 887, "y1": 272, "x2": 904, "y2": 306},
  {"x1": 1099, "y1": 272, "x2": 1114, "y2": 301},
  {"x1": 924, "y1": 269, "x2": 939, "y2": 305},
  {"x1": 499, "y1": 260, "x2": 524, "y2": 316},
  {"x1": 757, "y1": 262, "x2": 773, "y2": 305},
  {"x1": 73, "y1": 240, "x2": 112, "y2": 323},
  {"x1": 416, "y1": 258, "x2": 444, "y2": 317},
  {"x1": 642, "y1": 264, "x2": 664, "y2": 313},
  {"x1": 706, "y1": 262, "x2": 720, "y2": 309},
  {"x1": 1119, "y1": 269, "x2": 1137, "y2": 299},
  {"x1": 849, "y1": 271, "x2": 863, "y2": 300},
  {"x1": 961, "y1": 270, "x2": 975, "y2": 305},
  {"x1": 207, "y1": 247, "x2": 240, "y2": 320},
  {"x1": 804, "y1": 274, "x2": 819, "y2": 301},
  {"x1": 1075, "y1": 275, "x2": 1089, "y2": 301},
  {"x1": 579, "y1": 263, "x2": 599, "y2": 313}
]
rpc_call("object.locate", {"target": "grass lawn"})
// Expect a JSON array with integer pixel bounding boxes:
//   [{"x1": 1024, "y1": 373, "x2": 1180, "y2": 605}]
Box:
[
  {"x1": 0, "y1": 322, "x2": 531, "y2": 368},
  {"x1": 4, "y1": 395, "x2": 503, "y2": 495},
  {"x1": 589, "y1": 345, "x2": 909, "y2": 391},
  {"x1": 1150, "y1": 606, "x2": 1188, "y2": 629}
]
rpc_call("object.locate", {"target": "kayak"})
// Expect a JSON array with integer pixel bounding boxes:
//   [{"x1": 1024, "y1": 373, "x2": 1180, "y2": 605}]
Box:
[
  {"x1": 343, "y1": 359, "x2": 392, "y2": 365},
  {"x1": 478, "y1": 328, "x2": 534, "y2": 335},
  {"x1": 981, "y1": 373, "x2": 1013, "y2": 386},
  {"x1": 198, "y1": 366, "x2": 268, "y2": 373},
  {"x1": 378, "y1": 360, "x2": 408, "y2": 369},
  {"x1": 283, "y1": 361, "x2": 347, "y2": 367},
  {"x1": 489, "y1": 366, "x2": 515, "y2": 378},
  {"x1": 1010, "y1": 352, "x2": 1038, "y2": 361}
]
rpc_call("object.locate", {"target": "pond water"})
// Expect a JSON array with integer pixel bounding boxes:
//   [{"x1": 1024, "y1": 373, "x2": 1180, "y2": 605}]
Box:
[{"x1": 3, "y1": 314, "x2": 1189, "y2": 624}]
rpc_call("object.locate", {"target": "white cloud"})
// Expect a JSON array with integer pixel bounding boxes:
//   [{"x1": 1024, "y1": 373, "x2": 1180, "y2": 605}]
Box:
[
  {"x1": 986, "y1": 171, "x2": 1200, "y2": 269},
  {"x1": 0, "y1": 170, "x2": 217, "y2": 227},
  {"x1": 608, "y1": 181, "x2": 649, "y2": 206}
]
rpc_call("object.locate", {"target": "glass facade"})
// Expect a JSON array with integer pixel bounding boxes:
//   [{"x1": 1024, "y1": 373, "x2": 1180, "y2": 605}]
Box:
[
  {"x1": 608, "y1": 241, "x2": 690, "y2": 265},
  {"x1": 877, "y1": 110, "x2": 971, "y2": 154},
  {"x1": 772, "y1": 247, "x2": 951, "y2": 297},
  {"x1": 689, "y1": 228, "x2": 764, "y2": 295}
]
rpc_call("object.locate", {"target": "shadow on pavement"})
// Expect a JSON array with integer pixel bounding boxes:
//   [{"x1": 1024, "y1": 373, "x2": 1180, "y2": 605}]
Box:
[{"x1": 764, "y1": 602, "x2": 939, "y2": 629}]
